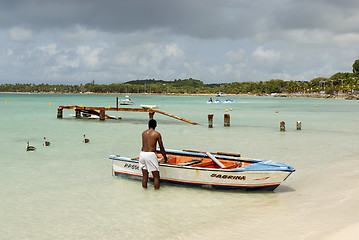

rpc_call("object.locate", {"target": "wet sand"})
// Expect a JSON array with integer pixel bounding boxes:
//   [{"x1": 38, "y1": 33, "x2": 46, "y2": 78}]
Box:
[{"x1": 175, "y1": 157, "x2": 359, "y2": 240}]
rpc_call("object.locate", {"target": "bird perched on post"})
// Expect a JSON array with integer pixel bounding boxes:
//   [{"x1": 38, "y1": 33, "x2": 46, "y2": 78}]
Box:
[
  {"x1": 26, "y1": 142, "x2": 36, "y2": 151},
  {"x1": 83, "y1": 134, "x2": 90, "y2": 143},
  {"x1": 43, "y1": 137, "x2": 50, "y2": 146}
]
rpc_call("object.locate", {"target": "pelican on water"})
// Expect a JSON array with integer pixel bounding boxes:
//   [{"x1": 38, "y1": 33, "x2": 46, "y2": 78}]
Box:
[
  {"x1": 26, "y1": 142, "x2": 36, "y2": 151},
  {"x1": 43, "y1": 137, "x2": 50, "y2": 146},
  {"x1": 83, "y1": 134, "x2": 90, "y2": 143}
]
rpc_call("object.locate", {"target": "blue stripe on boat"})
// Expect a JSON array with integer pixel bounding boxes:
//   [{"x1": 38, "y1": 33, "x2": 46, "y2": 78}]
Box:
[{"x1": 114, "y1": 172, "x2": 280, "y2": 191}]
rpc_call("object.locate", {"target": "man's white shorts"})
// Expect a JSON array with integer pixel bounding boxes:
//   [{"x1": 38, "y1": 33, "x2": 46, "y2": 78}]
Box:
[{"x1": 139, "y1": 151, "x2": 159, "y2": 173}]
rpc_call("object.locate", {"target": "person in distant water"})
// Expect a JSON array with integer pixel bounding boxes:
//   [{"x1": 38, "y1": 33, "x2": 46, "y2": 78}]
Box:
[
  {"x1": 140, "y1": 119, "x2": 168, "y2": 190},
  {"x1": 209, "y1": 97, "x2": 213, "y2": 102}
]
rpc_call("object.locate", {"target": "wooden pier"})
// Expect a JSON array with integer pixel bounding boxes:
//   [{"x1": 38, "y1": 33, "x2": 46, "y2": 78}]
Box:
[{"x1": 57, "y1": 105, "x2": 199, "y2": 125}]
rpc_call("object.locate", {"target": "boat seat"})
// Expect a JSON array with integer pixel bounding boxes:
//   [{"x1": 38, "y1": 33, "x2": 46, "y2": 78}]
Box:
[
  {"x1": 223, "y1": 162, "x2": 242, "y2": 169},
  {"x1": 190, "y1": 161, "x2": 215, "y2": 168},
  {"x1": 158, "y1": 156, "x2": 177, "y2": 164},
  {"x1": 177, "y1": 158, "x2": 203, "y2": 166}
]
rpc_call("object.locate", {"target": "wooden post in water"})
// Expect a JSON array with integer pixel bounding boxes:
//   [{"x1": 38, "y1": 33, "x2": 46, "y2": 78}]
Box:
[
  {"x1": 296, "y1": 121, "x2": 302, "y2": 130},
  {"x1": 100, "y1": 109, "x2": 105, "y2": 121},
  {"x1": 280, "y1": 121, "x2": 285, "y2": 131},
  {"x1": 208, "y1": 114, "x2": 214, "y2": 128},
  {"x1": 149, "y1": 111, "x2": 155, "y2": 119},
  {"x1": 224, "y1": 114, "x2": 230, "y2": 127},
  {"x1": 116, "y1": 97, "x2": 118, "y2": 110},
  {"x1": 57, "y1": 108, "x2": 63, "y2": 118},
  {"x1": 75, "y1": 109, "x2": 81, "y2": 118}
]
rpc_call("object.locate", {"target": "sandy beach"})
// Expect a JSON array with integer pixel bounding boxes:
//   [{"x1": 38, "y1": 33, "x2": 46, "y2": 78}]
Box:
[
  {"x1": 272, "y1": 93, "x2": 359, "y2": 100},
  {"x1": 2, "y1": 91, "x2": 359, "y2": 101},
  {"x1": 319, "y1": 223, "x2": 359, "y2": 240},
  {"x1": 168, "y1": 155, "x2": 359, "y2": 240}
]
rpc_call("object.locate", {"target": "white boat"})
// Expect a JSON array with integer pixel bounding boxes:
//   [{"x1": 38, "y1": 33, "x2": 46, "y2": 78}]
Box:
[
  {"x1": 140, "y1": 105, "x2": 159, "y2": 109},
  {"x1": 110, "y1": 149, "x2": 295, "y2": 191},
  {"x1": 119, "y1": 96, "x2": 134, "y2": 105},
  {"x1": 216, "y1": 92, "x2": 226, "y2": 97},
  {"x1": 80, "y1": 113, "x2": 100, "y2": 119},
  {"x1": 70, "y1": 109, "x2": 118, "y2": 119},
  {"x1": 70, "y1": 114, "x2": 118, "y2": 119}
]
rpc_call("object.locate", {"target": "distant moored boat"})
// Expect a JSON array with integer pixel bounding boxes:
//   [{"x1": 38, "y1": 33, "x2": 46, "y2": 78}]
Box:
[
  {"x1": 119, "y1": 96, "x2": 134, "y2": 105},
  {"x1": 216, "y1": 92, "x2": 226, "y2": 97}
]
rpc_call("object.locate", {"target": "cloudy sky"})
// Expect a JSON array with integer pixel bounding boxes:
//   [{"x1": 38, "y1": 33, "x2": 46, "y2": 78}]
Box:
[{"x1": 0, "y1": 0, "x2": 358, "y2": 84}]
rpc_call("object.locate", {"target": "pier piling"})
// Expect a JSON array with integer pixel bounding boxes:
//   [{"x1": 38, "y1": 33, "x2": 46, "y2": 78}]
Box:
[
  {"x1": 208, "y1": 114, "x2": 214, "y2": 128},
  {"x1": 224, "y1": 114, "x2": 230, "y2": 127},
  {"x1": 296, "y1": 121, "x2": 302, "y2": 130},
  {"x1": 75, "y1": 109, "x2": 81, "y2": 118},
  {"x1": 100, "y1": 109, "x2": 105, "y2": 121},
  {"x1": 57, "y1": 108, "x2": 63, "y2": 118},
  {"x1": 149, "y1": 111, "x2": 155, "y2": 119}
]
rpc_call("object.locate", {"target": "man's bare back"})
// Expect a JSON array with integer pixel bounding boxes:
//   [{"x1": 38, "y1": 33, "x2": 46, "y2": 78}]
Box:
[
  {"x1": 141, "y1": 128, "x2": 161, "y2": 152},
  {"x1": 141, "y1": 128, "x2": 167, "y2": 163}
]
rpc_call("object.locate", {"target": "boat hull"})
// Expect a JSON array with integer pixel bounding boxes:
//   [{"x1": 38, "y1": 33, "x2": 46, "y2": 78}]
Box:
[
  {"x1": 110, "y1": 151, "x2": 294, "y2": 191},
  {"x1": 119, "y1": 100, "x2": 134, "y2": 105}
]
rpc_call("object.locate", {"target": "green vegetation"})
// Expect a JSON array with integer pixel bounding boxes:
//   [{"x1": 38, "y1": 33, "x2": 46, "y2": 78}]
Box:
[
  {"x1": 353, "y1": 59, "x2": 359, "y2": 73},
  {"x1": 1, "y1": 60, "x2": 359, "y2": 95}
]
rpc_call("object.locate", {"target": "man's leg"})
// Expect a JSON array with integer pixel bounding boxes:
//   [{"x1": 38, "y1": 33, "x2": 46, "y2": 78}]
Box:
[
  {"x1": 142, "y1": 169, "x2": 149, "y2": 188},
  {"x1": 152, "y1": 171, "x2": 160, "y2": 190}
]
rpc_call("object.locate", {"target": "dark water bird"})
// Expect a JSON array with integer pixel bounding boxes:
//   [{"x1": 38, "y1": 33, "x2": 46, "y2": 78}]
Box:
[
  {"x1": 26, "y1": 142, "x2": 36, "y2": 151},
  {"x1": 83, "y1": 134, "x2": 90, "y2": 143},
  {"x1": 43, "y1": 137, "x2": 50, "y2": 146}
]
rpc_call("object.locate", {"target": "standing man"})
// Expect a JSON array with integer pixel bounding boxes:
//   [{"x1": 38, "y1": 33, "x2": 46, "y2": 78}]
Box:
[{"x1": 139, "y1": 119, "x2": 168, "y2": 190}]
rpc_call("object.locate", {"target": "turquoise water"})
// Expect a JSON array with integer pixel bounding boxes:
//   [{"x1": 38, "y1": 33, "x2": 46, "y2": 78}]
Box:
[{"x1": 0, "y1": 93, "x2": 358, "y2": 239}]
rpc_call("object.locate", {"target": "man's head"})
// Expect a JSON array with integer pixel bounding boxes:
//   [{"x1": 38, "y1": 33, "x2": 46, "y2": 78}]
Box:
[{"x1": 148, "y1": 119, "x2": 157, "y2": 129}]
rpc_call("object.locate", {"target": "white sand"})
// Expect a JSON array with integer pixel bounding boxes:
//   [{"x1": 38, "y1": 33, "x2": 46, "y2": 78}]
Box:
[
  {"x1": 319, "y1": 223, "x2": 359, "y2": 240},
  {"x1": 177, "y1": 157, "x2": 359, "y2": 240}
]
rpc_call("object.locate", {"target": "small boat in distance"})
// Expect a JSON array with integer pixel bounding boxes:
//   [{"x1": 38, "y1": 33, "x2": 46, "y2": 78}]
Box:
[
  {"x1": 140, "y1": 105, "x2": 159, "y2": 109},
  {"x1": 119, "y1": 96, "x2": 134, "y2": 105},
  {"x1": 207, "y1": 99, "x2": 221, "y2": 103},
  {"x1": 70, "y1": 113, "x2": 118, "y2": 119},
  {"x1": 110, "y1": 149, "x2": 295, "y2": 191},
  {"x1": 216, "y1": 92, "x2": 226, "y2": 97}
]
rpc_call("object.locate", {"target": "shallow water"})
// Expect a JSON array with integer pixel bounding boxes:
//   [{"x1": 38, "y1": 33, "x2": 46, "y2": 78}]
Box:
[{"x1": 0, "y1": 93, "x2": 358, "y2": 239}]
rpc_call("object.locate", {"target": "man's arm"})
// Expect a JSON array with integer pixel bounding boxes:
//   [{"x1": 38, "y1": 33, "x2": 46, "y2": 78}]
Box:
[{"x1": 157, "y1": 133, "x2": 168, "y2": 162}]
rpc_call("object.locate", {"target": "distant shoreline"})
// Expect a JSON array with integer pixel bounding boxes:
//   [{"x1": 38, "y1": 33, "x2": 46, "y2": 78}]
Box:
[
  {"x1": 1, "y1": 91, "x2": 359, "y2": 100},
  {"x1": 271, "y1": 92, "x2": 359, "y2": 100}
]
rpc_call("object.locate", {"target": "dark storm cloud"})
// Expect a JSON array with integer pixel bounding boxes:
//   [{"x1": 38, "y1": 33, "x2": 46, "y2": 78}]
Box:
[
  {"x1": 0, "y1": 0, "x2": 358, "y2": 39},
  {"x1": 0, "y1": 0, "x2": 268, "y2": 39},
  {"x1": 271, "y1": 0, "x2": 359, "y2": 33}
]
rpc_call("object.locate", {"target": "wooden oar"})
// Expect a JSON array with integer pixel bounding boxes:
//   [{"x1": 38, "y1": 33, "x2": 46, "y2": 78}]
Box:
[
  {"x1": 183, "y1": 149, "x2": 241, "y2": 157},
  {"x1": 216, "y1": 152, "x2": 241, "y2": 157},
  {"x1": 183, "y1": 149, "x2": 217, "y2": 155},
  {"x1": 181, "y1": 149, "x2": 260, "y2": 164},
  {"x1": 206, "y1": 152, "x2": 225, "y2": 168}
]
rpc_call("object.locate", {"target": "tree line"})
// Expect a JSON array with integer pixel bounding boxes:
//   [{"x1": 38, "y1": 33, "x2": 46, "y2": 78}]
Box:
[{"x1": 1, "y1": 60, "x2": 359, "y2": 95}]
